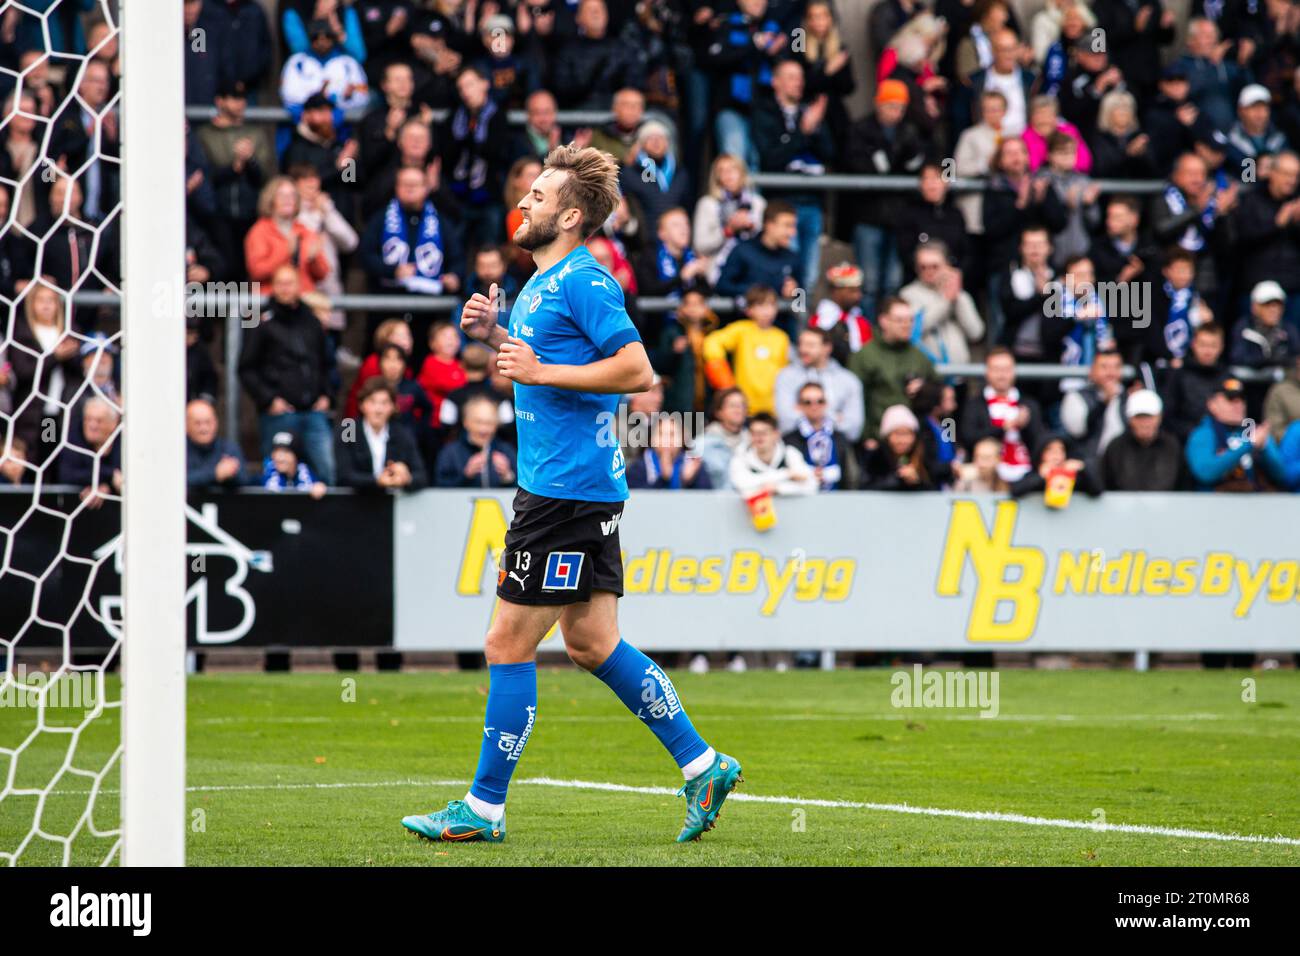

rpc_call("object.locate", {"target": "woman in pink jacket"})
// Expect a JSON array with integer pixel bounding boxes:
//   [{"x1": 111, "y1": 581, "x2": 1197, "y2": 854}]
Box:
[{"x1": 1023, "y1": 94, "x2": 1093, "y2": 173}]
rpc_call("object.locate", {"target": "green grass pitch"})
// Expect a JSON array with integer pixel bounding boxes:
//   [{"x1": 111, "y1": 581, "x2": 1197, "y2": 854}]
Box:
[{"x1": 2, "y1": 667, "x2": 1298, "y2": 866}]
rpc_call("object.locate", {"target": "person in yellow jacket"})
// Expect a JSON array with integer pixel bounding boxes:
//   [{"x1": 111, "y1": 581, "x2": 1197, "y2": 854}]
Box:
[{"x1": 703, "y1": 285, "x2": 791, "y2": 414}]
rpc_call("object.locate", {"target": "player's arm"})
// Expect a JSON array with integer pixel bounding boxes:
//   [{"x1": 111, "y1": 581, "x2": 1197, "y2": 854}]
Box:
[
  {"x1": 460, "y1": 282, "x2": 508, "y2": 351},
  {"x1": 497, "y1": 338, "x2": 654, "y2": 394},
  {"x1": 496, "y1": 267, "x2": 652, "y2": 393}
]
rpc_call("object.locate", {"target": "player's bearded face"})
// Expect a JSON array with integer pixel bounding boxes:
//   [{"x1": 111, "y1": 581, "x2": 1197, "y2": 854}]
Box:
[{"x1": 514, "y1": 207, "x2": 562, "y2": 251}]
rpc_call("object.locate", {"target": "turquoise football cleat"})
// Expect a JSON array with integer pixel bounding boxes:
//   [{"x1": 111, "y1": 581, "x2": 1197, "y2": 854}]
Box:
[
  {"x1": 676, "y1": 752, "x2": 744, "y2": 843},
  {"x1": 401, "y1": 800, "x2": 505, "y2": 843}
]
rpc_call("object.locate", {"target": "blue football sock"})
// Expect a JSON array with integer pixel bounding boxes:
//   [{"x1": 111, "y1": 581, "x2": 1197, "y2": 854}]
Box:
[
  {"x1": 469, "y1": 661, "x2": 537, "y2": 806},
  {"x1": 592, "y1": 639, "x2": 709, "y2": 769}
]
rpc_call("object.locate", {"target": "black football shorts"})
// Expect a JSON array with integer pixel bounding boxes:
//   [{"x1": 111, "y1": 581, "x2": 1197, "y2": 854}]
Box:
[{"x1": 496, "y1": 488, "x2": 626, "y2": 605}]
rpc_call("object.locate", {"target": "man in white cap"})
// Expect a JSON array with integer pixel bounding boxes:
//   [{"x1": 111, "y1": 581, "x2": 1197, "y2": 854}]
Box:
[
  {"x1": 1226, "y1": 84, "x2": 1290, "y2": 172},
  {"x1": 1100, "y1": 389, "x2": 1183, "y2": 491},
  {"x1": 1229, "y1": 279, "x2": 1300, "y2": 369}
]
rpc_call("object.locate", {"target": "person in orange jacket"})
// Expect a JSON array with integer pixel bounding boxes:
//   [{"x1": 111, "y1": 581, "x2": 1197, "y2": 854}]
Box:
[{"x1": 244, "y1": 175, "x2": 332, "y2": 293}]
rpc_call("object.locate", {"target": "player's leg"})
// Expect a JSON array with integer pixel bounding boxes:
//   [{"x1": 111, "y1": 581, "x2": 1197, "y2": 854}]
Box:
[
  {"x1": 401, "y1": 598, "x2": 560, "y2": 843},
  {"x1": 466, "y1": 599, "x2": 563, "y2": 813},
  {"x1": 561, "y1": 592, "x2": 711, "y2": 771},
  {"x1": 561, "y1": 592, "x2": 745, "y2": 842}
]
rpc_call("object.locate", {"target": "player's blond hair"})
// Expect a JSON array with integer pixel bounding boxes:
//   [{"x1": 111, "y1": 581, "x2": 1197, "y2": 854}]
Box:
[{"x1": 543, "y1": 143, "x2": 621, "y2": 238}]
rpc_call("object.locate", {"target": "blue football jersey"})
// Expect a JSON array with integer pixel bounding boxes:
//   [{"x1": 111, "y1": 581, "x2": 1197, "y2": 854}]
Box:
[{"x1": 506, "y1": 245, "x2": 641, "y2": 502}]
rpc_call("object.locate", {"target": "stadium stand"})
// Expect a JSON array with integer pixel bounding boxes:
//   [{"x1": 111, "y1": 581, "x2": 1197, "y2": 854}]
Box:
[{"x1": 6, "y1": 0, "x2": 1300, "y2": 505}]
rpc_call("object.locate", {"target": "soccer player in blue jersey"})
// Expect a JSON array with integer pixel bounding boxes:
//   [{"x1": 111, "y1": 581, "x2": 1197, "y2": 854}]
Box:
[{"x1": 401, "y1": 144, "x2": 743, "y2": 845}]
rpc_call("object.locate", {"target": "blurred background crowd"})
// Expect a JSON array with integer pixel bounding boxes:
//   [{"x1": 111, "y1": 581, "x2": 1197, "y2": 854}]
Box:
[{"x1": 3, "y1": 0, "x2": 1300, "y2": 504}]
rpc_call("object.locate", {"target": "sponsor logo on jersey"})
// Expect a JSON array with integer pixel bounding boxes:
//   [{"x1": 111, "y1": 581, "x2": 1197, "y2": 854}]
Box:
[{"x1": 543, "y1": 551, "x2": 584, "y2": 590}]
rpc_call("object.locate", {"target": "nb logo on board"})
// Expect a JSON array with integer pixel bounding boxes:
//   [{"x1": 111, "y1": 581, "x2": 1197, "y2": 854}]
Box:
[{"x1": 936, "y1": 501, "x2": 1045, "y2": 643}]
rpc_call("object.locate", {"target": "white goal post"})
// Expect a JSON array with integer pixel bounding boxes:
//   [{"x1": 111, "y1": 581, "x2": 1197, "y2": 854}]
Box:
[{"x1": 119, "y1": 0, "x2": 187, "y2": 867}]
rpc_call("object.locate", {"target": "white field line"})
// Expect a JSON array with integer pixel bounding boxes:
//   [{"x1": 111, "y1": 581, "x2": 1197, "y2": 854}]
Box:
[
  {"x1": 189, "y1": 712, "x2": 1248, "y2": 725},
  {"x1": 50, "y1": 776, "x2": 1300, "y2": 847},
  {"x1": 520, "y1": 777, "x2": 1300, "y2": 847}
]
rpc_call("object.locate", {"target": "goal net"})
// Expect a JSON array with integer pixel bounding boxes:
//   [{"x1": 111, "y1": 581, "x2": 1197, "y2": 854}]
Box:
[{"x1": 0, "y1": 0, "x2": 185, "y2": 866}]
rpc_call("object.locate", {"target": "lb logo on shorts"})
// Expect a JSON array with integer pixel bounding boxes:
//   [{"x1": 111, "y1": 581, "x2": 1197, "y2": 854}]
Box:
[{"x1": 543, "y1": 551, "x2": 584, "y2": 590}]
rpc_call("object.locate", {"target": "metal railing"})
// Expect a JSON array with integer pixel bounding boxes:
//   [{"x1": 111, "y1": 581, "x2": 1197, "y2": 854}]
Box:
[
  {"x1": 75, "y1": 289, "x2": 780, "y2": 315},
  {"x1": 182, "y1": 104, "x2": 1169, "y2": 197},
  {"x1": 750, "y1": 172, "x2": 1167, "y2": 195},
  {"x1": 82, "y1": 289, "x2": 786, "y2": 434},
  {"x1": 184, "y1": 105, "x2": 614, "y2": 126},
  {"x1": 940, "y1": 361, "x2": 1283, "y2": 384},
  {"x1": 72, "y1": 287, "x2": 1283, "y2": 445}
]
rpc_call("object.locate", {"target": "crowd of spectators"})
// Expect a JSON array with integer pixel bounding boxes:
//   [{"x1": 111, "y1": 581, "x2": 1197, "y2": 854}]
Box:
[{"x1": 5, "y1": 0, "x2": 1300, "y2": 503}]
